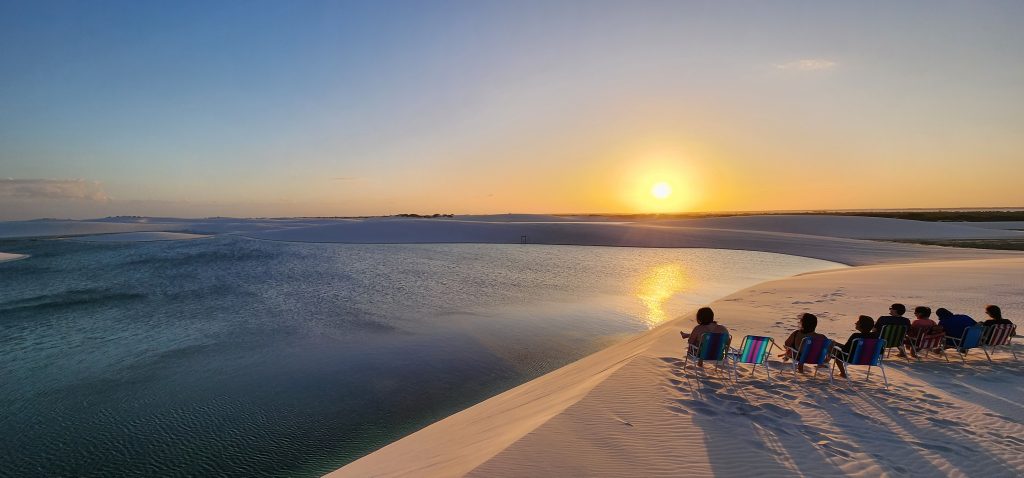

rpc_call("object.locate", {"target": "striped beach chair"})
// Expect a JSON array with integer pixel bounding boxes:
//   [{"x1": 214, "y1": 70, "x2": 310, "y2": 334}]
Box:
[
  {"x1": 727, "y1": 335, "x2": 775, "y2": 382},
  {"x1": 682, "y1": 332, "x2": 731, "y2": 377},
  {"x1": 879, "y1": 324, "x2": 910, "y2": 361},
  {"x1": 831, "y1": 338, "x2": 888, "y2": 388},
  {"x1": 786, "y1": 335, "x2": 834, "y2": 379},
  {"x1": 947, "y1": 325, "x2": 985, "y2": 364},
  {"x1": 907, "y1": 327, "x2": 948, "y2": 362},
  {"x1": 980, "y1": 324, "x2": 1017, "y2": 362}
]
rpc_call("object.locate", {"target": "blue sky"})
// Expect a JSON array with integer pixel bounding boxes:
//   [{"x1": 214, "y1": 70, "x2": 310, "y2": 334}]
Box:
[{"x1": 2, "y1": 1, "x2": 1022, "y2": 219}]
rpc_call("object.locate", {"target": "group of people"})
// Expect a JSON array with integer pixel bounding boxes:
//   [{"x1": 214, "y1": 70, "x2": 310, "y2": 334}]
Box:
[{"x1": 679, "y1": 304, "x2": 1015, "y2": 376}]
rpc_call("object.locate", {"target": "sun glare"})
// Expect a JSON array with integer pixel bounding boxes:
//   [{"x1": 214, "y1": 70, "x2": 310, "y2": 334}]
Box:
[{"x1": 651, "y1": 182, "x2": 672, "y2": 200}]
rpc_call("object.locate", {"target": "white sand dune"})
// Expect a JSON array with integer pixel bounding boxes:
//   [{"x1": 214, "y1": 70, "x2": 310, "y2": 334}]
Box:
[
  {"x1": 328, "y1": 216, "x2": 1024, "y2": 477},
  {"x1": 245, "y1": 218, "x2": 1020, "y2": 266},
  {"x1": 333, "y1": 257, "x2": 1024, "y2": 478},
  {"x1": 0, "y1": 220, "x2": 188, "y2": 239},
  {"x1": 0, "y1": 252, "x2": 28, "y2": 263},
  {"x1": 70, "y1": 232, "x2": 210, "y2": 242},
  {"x1": 651, "y1": 214, "x2": 1024, "y2": 240}
]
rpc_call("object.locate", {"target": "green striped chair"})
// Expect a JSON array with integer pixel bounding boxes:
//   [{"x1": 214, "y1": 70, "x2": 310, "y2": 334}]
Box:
[
  {"x1": 879, "y1": 324, "x2": 910, "y2": 361},
  {"x1": 727, "y1": 335, "x2": 776, "y2": 383}
]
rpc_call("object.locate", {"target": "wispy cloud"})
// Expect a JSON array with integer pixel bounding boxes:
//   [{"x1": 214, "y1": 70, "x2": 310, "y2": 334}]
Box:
[
  {"x1": 332, "y1": 176, "x2": 363, "y2": 181},
  {"x1": 0, "y1": 179, "x2": 110, "y2": 202},
  {"x1": 775, "y1": 59, "x2": 838, "y2": 71}
]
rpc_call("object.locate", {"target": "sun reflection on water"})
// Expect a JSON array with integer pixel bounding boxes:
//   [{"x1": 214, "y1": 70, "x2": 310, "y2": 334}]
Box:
[{"x1": 635, "y1": 263, "x2": 690, "y2": 327}]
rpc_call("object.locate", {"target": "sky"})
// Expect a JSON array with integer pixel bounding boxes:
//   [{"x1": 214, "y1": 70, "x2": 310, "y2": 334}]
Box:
[{"x1": 2, "y1": 0, "x2": 1023, "y2": 220}]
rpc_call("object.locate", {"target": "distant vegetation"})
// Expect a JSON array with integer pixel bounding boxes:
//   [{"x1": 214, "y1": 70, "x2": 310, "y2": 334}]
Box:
[
  {"x1": 894, "y1": 239, "x2": 1024, "y2": 251},
  {"x1": 591, "y1": 210, "x2": 1024, "y2": 222},
  {"x1": 394, "y1": 213, "x2": 454, "y2": 218}
]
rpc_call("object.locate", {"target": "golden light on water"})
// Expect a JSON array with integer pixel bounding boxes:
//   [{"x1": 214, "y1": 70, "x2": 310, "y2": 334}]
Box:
[{"x1": 635, "y1": 263, "x2": 689, "y2": 327}]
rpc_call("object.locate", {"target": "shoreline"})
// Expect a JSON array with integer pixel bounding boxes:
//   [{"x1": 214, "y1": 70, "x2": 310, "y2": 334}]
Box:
[{"x1": 329, "y1": 253, "x2": 1024, "y2": 477}]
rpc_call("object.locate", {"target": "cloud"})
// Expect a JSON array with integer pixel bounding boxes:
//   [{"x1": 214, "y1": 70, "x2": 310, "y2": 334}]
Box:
[
  {"x1": 0, "y1": 178, "x2": 110, "y2": 202},
  {"x1": 332, "y1": 176, "x2": 363, "y2": 181},
  {"x1": 775, "y1": 59, "x2": 837, "y2": 71}
]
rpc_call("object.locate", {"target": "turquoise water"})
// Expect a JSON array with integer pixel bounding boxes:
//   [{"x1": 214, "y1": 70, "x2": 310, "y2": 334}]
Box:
[{"x1": 0, "y1": 237, "x2": 842, "y2": 477}]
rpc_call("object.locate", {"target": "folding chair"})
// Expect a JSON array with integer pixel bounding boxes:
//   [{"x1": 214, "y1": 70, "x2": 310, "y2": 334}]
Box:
[
  {"x1": 980, "y1": 324, "x2": 1017, "y2": 362},
  {"x1": 727, "y1": 335, "x2": 775, "y2": 382},
  {"x1": 879, "y1": 324, "x2": 910, "y2": 361},
  {"x1": 682, "y1": 332, "x2": 731, "y2": 377},
  {"x1": 786, "y1": 335, "x2": 835, "y2": 379},
  {"x1": 831, "y1": 338, "x2": 888, "y2": 389},
  {"x1": 906, "y1": 328, "x2": 948, "y2": 362},
  {"x1": 947, "y1": 325, "x2": 985, "y2": 364}
]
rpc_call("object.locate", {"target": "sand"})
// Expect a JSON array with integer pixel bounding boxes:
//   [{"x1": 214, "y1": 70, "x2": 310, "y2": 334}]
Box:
[
  {"x1": 70, "y1": 232, "x2": 210, "y2": 242},
  {"x1": 327, "y1": 217, "x2": 1024, "y2": 478},
  {"x1": 0, "y1": 252, "x2": 28, "y2": 263}
]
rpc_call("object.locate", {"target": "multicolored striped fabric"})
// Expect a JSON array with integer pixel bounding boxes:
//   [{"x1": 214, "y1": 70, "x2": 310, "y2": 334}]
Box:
[
  {"x1": 696, "y1": 332, "x2": 730, "y2": 361},
  {"x1": 798, "y1": 335, "x2": 833, "y2": 366},
  {"x1": 983, "y1": 324, "x2": 1016, "y2": 347},
  {"x1": 959, "y1": 325, "x2": 985, "y2": 350},
  {"x1": 848, "y1": 338, "x2": 884, "y2": 366},
  {"x1": 735, "y1": 336, "x2": 772, "y2": 364},
  {"x1": 879, "y1": 325, "x2": 908, "y2": 350}
]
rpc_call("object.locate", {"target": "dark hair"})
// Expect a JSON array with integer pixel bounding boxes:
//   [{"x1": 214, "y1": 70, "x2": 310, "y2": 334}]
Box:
[
  {"x1": 856, "y1": 315, "x2": 874, "y2": 333},
  {"x1": 914, "y1": 306, "x2": 931, "y2": 318},
  {"x1": 985, "y1": 305, "x2": 1002, "y2": 320},
  {"x1": 935, "y1": 308, "x2": 953, "y2": 320},
  {"x1": 696, "y1": 307, "x2": 715, "y2": 325},
  {"x1": 890, "y1": 303, "x2": 906, "y2": 315},
  {"x1": 800, "y1": 313, "x2": 818, "y2": 333}
]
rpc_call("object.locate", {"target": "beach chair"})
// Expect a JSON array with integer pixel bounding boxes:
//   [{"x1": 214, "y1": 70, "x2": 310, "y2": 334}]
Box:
[
  {"x1": 906, "y1": 328, "x2": 948, "y2": 362},
  {"x1": 786, "y1": 335, "x2": 835, "y2": 379},
  {"x1": 947, "y1": 325, "x2": 985, "y2": 364},
  {"x1": 831, "y1": 338, "x2": 888, "y2": 388},
  {"x1": 682, "y1": 332, "x2": 731, "y2": 377},
  {"x1": 878, "y1": 324, "x2": 910, "y2": 361},
  {"x1": 980, "y1": 324, "x2": 1017, "y2": 362},
  {"x1": 727, "y1": 335, "x2": 775, "y2": 382}
]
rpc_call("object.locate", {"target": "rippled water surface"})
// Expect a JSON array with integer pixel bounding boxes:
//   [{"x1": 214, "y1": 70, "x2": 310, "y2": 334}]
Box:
[{"x1": 0, "y1": 237, "x2": 843, "y2": 477}]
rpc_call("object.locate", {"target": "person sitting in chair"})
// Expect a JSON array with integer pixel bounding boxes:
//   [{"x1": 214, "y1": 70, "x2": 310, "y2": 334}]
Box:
[
  {"x1": 781, "y1": 313, "x2": 826, "y2": 372},
  {"x1": 874, "y1": 303, "x2": 911, "y2": 358},
  {"x1": 680, "y1": 307, "x2": 728, "y2": 367},
  {"x1": 936, "y1": 308, "x2": 977, "y2": 348},
  {"x1": 834, "y1": 315, "x2": 878, "y2": 378},
  {"x1": 980, "y1": 305, "x2": 1013, "y2": 327}
]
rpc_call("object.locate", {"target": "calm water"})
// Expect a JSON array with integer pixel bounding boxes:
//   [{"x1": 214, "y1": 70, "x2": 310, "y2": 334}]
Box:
[{"x1": 0, "y1": 237, "x2": 843, "y2": 477}]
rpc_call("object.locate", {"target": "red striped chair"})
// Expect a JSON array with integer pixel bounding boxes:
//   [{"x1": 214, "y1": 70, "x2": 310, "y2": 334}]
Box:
[
  {"x1": 906, "y1": 327, "x2": 949, "y2": 362},
  {"x1": 981, "y1": 324, "x2": 1017, "y2": 361},
  {"x1": 727, "y1": 335, "x2": 776, "y2": 382},
  {"x1": 831, "y1": 338, "x2": 888, "y2": 389}
]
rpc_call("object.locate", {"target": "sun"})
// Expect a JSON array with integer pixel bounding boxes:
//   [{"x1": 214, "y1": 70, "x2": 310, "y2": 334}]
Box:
[{"x1": 651, "y1": 182, "x2": 672, "y2": 200}]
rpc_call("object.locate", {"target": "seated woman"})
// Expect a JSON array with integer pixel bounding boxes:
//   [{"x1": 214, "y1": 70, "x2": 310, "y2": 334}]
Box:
[
  {"x1": 679, "y1": 306, "x2": 728, "y2": 366},
  {"x1": 981, "y1": 305, "x2": 1014, "y2": 327},
  {"x1": 907, "y1": 306, "x2": 943, "y2": 358},
  {"x1": 781, "y1": 313, "x2": 826, "y2": 372},
  {"x1": 834, "y1": 315, "x2": 878, "y2": 378}
]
